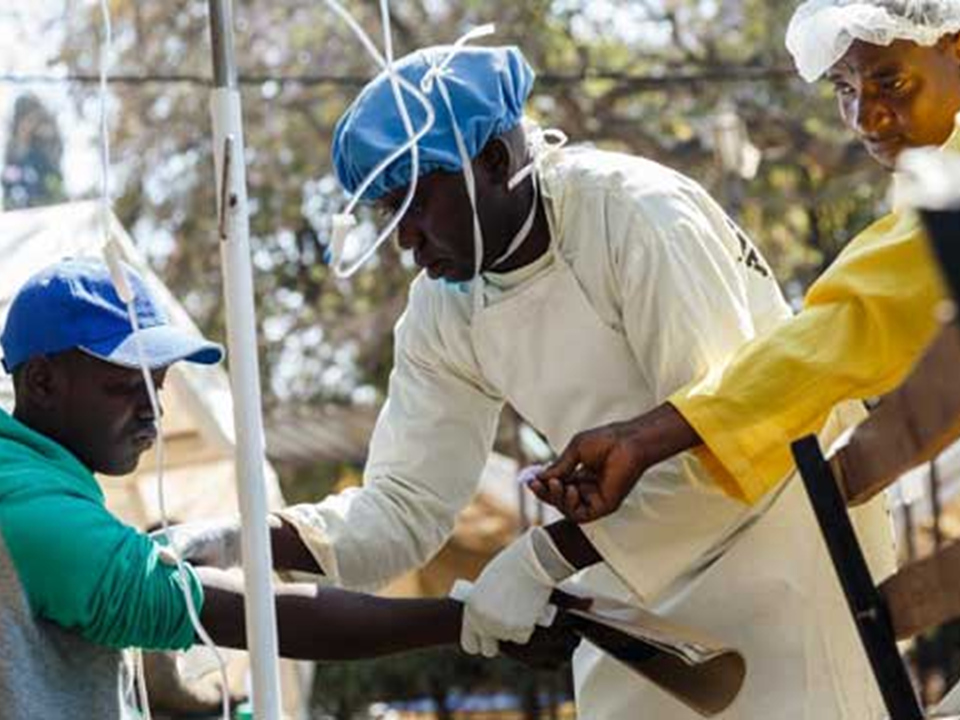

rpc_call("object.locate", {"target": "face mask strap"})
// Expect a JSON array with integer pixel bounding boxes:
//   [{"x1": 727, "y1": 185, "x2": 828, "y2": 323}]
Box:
[
  {"x1": 431, "y1": 75, "x2": 486, "y2": 314},
  {"x1": 490, "y1": 171, "x2": 539, "y2": 270},
  {"x1": 416, "y1": 27, "x2": 500, "y2": 311},
  {"x1": 491, "y1": 125, "x2": 567, "y2": 270}
]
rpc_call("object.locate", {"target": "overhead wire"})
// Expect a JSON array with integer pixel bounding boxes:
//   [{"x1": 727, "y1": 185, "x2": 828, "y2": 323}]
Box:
[{"x1": 0, "y1": 66, "x2": 797, "y2": 90}]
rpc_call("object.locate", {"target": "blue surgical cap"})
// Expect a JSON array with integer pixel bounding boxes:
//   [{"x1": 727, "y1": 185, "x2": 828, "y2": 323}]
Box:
[{"x1": 332, "y1": 45, "x2": 535, "y2": 202}]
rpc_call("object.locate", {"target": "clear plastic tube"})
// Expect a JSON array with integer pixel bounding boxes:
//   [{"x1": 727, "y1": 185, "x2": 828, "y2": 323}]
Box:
[{"x1": 96, "y1": 2, "x2": 230, "y2": 718}]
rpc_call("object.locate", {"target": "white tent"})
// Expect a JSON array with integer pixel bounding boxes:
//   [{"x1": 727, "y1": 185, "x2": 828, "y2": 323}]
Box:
[{"x1": 0, "y1": 200, "x2": 309, "y2": 719}]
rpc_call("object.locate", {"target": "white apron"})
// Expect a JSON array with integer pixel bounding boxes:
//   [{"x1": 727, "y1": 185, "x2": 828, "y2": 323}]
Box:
[{"x1": 470, "y1": 234, "x2": 895, "y2": 718}]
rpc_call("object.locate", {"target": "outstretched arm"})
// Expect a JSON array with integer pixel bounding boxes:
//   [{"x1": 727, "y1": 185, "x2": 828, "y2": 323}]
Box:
[
  {"x1": 197, "y1": 567, "x2": 459, "y2": 660},
  {"x1": 196, "y1": 567, "x2": 578, "y2": 667},
  {"x1": 545, "y1": 215, "x2": 947, "y2": 520}
]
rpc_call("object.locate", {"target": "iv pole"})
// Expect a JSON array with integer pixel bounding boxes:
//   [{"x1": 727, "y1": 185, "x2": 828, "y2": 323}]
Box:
[{"x1": 207, "y1": 2, "x2": 283, "y2": 717}]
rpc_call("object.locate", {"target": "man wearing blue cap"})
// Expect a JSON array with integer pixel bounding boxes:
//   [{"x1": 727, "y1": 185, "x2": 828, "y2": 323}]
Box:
[
  {"x1": 0, "y1": 258, "x2": 574, "y2": 718},
  {"x1": 176, "y1": 42, "x2": 891, "y2": 718}
]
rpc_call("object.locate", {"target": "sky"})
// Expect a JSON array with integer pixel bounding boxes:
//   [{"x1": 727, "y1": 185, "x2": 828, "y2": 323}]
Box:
[{"x1": 0, "y1": 2, "x2": 100, "y2": 201}]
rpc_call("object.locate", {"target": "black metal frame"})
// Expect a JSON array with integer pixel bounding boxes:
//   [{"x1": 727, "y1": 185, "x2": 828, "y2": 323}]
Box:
[
  {"x1": 922, "y1": 208, "x2": 960, "y2": 307},
  {"x1": 792, "y1": 435, "x2": 924, "y2": 720}
]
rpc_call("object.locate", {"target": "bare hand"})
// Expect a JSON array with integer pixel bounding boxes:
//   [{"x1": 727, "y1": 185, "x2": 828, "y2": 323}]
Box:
[
  {"x1": 500, "y1": 623, "x2": 580, "y2": 670},
  {"x1": 529, "y1": 422, "x2": 650, "y2": 523},
  {"x1": 528, "y1": 404, "x2": 701, "y2": 524}
]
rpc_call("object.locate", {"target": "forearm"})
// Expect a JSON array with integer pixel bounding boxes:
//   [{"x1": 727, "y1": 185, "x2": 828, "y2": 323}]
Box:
[
  {"x1": 544, "y1": 520, "x2": 602, "y2": 570},
  {"x1": 269, "y1": 517, "x2": 323, "y2": 574},
  {"x1": 197, "y1": 567, "x2": 460, "y2": 660},
  {"x1": 671, "y1": 227, "x2": 945, "y2": 502},
  {"x1": 623, "y1": 402, "x2": 702, "y2": 462}
]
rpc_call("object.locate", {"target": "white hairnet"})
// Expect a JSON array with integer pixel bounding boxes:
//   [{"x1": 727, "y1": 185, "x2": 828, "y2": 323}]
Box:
[{"x1": 786, "y1": 0, "x2": 960, "y2": 82}]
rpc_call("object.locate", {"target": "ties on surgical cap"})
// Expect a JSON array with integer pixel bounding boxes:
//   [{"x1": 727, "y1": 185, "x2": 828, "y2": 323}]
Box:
[
  {"x1": 787, "y1": 0, "x2": 960, "y2": 82},
  {"x1": 323, "y1": 0, "x2": 444, "y2": 278},
  {"x1": 327, "y1": 34, "x2": 557, "y2": 286}
]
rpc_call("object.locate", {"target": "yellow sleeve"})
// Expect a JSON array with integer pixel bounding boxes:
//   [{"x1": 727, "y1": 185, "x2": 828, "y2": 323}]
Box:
[{"x1": 670, "y1": 210, "x2": 947, "y2": 504}]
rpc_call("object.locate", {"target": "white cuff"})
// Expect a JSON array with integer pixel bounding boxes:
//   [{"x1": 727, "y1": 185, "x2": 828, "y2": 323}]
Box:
[
  {"x1": 529, "y1": 526, "x2": 577, "y2": 583},
  {"x1": 449, "y1": 579, "x2": 474, "y2": 602}
]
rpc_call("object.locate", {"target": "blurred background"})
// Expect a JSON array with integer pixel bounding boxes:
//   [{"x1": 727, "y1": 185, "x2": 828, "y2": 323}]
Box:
[{"x1": 2, "y1": 1, "x2": 958, "y2": 717}]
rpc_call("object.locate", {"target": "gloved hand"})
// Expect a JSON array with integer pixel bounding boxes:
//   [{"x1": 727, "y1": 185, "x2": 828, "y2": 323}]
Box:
[
  {"x1": 152, "y1": 518, "x2": 248, "y2": 569},
  {"x1": 459, "y1": 527, "x2": 576, "y2": 653},
  {"x1": 449, "y1": 580, "x2": 500, "y2": 658}
]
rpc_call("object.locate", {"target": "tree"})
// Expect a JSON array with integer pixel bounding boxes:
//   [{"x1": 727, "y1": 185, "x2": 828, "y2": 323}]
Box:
[
  {"x1": 55, "y1": 1, "x2": 894, "y2": 709},
  {"x1": 2, "y1": 93, "x2": 65, "y2": 209},
  {"x1": 56, "y1": 0, "x2": 888, "y2": 408}
]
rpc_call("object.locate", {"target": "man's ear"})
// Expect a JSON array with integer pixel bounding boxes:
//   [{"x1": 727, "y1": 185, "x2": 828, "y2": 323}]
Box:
[
  {"x1": 476, "y1": 136, "x2": 514, "y2": 187},
  {"x1": 18, "y1": 357, "x2": 60, "y2": 410}
]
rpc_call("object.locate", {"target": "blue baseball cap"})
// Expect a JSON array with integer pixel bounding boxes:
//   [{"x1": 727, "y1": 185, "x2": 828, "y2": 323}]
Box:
[
  {"x1": 1, "y1": 258, "x2": 224, "y2": 374},
  {"x1": 333, "y1": 45, "x2": 535, "y2": 202}
]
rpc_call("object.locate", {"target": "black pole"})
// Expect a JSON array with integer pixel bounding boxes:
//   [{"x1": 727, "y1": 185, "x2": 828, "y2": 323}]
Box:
[
  {"x1": 792, "y1": 436, "x2": 924, "y2": 720},
  {"x1": 921, "y1": 208, "x2": 960, "y2": 308}
]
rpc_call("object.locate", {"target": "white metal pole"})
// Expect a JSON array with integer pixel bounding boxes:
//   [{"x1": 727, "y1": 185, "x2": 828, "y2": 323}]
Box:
[{"x1": 207, "y1": 2, "x2": 283, "y2": 718}]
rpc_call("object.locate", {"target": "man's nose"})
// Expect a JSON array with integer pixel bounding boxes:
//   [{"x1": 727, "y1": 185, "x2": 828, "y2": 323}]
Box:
[
  {"x1": 136, "y1": 385, "x2": 162, "y2": 421},
  {"x1": 396, "y1": 218, "x2": 423, "y2": 252},
  {"x1": 854, "y1": 93, "x2": 895, "y2": 138}
]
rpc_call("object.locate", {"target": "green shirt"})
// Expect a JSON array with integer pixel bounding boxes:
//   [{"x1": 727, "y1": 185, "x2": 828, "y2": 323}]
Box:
[{"x1": 0, "y1": 409, "x2": 202, "y2": 650}]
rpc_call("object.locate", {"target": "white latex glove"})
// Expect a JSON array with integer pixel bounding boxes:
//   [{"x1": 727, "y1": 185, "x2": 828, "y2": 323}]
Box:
[
  {"x1": 449, "y1": 580, "x2": 500, "y2": 658},
  {"x1": 151, "y1": 518, "x2": 248, "y2": 569},
  {"x1": 460, "y1": 527, "x2": 576, "y2": 651}
]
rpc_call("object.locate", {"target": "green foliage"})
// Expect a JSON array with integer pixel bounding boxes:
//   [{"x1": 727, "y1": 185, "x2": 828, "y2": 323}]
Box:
[
  {"x1": 54, "y1": 0, "x2": 896, "y2": 711},
  {"x1": 311, "y1": 647, "x2": 570, "y2": 720},
  {"x1": 57, "y1": 0, "x2": 888, "y2": 409}
]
